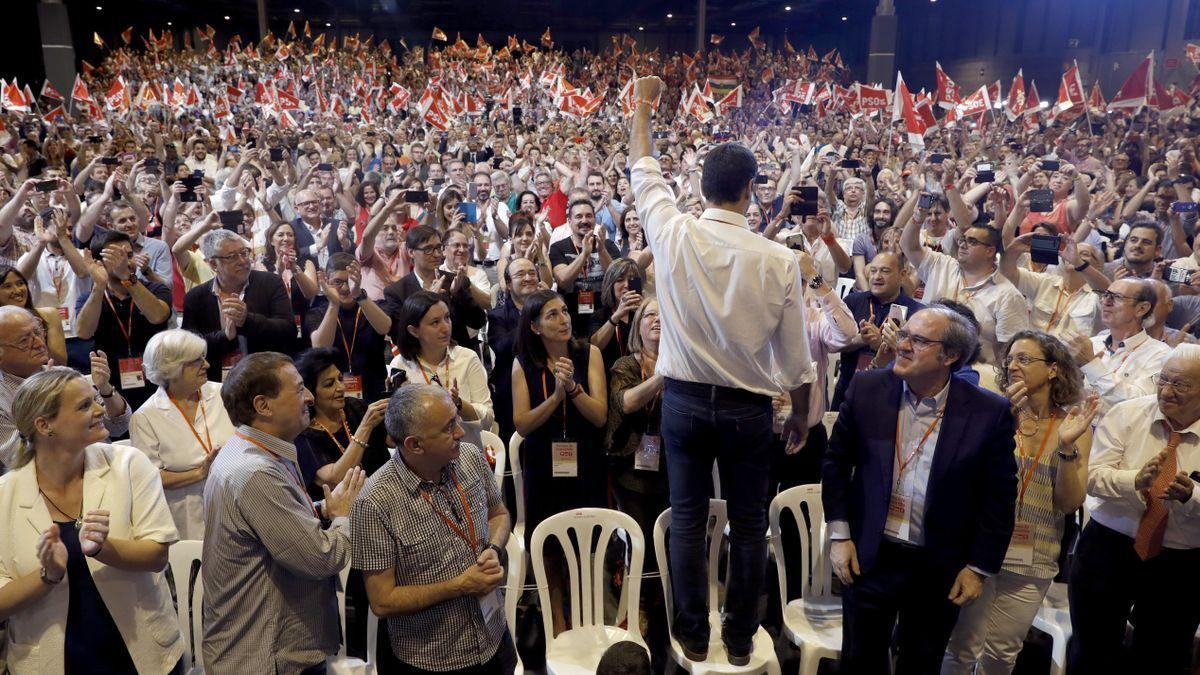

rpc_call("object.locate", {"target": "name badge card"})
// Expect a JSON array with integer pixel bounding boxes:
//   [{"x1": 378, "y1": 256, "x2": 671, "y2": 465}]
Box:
[
  {"x1": 577, "y1": 289, "x2": 595, "y2": 315},
  {"x1": 58, "y1": 307, "x2": 72, "y2": 333},
  {"x1": 635, "y1": 434, "x2": 661, "y2": 472},
  {"x1": 118, "y1": 357, "x2": 145, "y2": 389},
  {"x1": 343, "y1": 374, "x2": 364, "y2": 399},
  {"x1": 1003, "y1": 522, "x2": 1035, "y2": 567},
  {"x1": 552, "y1": 440, "x2": 578, "y2": 477},
  {"x1": 884, "y1": 493, "x2": 912, "y2": 541}
]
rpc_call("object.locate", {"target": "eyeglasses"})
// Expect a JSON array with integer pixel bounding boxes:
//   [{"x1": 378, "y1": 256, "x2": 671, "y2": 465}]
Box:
[
  {"x1": 1154, "y1": 373, "x2": 1195, "y2": 395},
  {"x1": 510, "y1": 269, "x2": 539, "y2": 279},
  {"x1": 961, "y1": 236, "x2": 993, "y2": 249},
  {"x1": 1099, "y1": 291, "x2": 1140, "y2": 304},
  {"x1": 896, "y1": 329, "x2": 944, "y2": 350},
  {"x1": 412, "y1": 242, "x2": 443, "y2": 254},
  {"x1": 210, "y1": 249, "x2": 252, "y2": 262},
  {"x1": 1003, "y1": 354, "x2": 1051, "y2": 368},
  {"x1": 0, "y1": 330, "x2": 47, "y2": 352},
  {"x1": 295, "y1": 200, "x2": 320, "y2": 208}
]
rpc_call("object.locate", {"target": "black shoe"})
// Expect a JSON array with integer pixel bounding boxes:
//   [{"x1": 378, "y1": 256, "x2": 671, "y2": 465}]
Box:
[
  {"x1": 724, "y1": 641, "x2": 751, "y2": 667},
  {"x1": 672, "y1": 629, "x2": 708, "y2": 662}
]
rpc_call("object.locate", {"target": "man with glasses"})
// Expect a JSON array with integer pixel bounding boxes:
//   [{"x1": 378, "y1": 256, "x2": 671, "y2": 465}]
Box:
[
  {"x1": 0, "y1": 306, "x2": 129, "y2": 471},
  {"x1": 900, "y1": 205, "x2": 1030, "y2": 365},
  {"x1": 1064, "y1": 278, "x2": 1171, "y2": 417},
  {"x1": 1068, "y1": 344, "x2": 1200, "y2": 674},
  {"x1": 487, "y1": 257, "x2": 541, "y2": 442},
  {"x1": 533, "y1": 170, "x2": 570, "y2": 228},
  {"x1": 182, "y1": 230, "x2": 296, "y2": 382},
  {"x1": 289, "y1": 188, "x2": 345, "y2": 264},
  {"x1": 823, "y1": 306, "x2": 1017, "y2": 673},
  {"x1": 381, "y1": 225, "x2": 487, "y2": 350}
]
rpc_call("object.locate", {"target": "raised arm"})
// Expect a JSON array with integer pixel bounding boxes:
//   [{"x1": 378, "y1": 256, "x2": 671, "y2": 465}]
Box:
[{"x1": 897, "y1": 190, "x2": 926, "y2": 269}]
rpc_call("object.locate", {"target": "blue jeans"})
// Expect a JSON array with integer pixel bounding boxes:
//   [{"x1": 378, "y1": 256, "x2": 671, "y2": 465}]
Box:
[{"x1": 661, "y1": 378, "x2": 774, "y2": 651}]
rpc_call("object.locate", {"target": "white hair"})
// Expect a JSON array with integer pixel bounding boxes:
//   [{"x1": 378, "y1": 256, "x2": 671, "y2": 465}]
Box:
[
  {"x1": 843, "y1": 177, "x2": 866, "y2": 191},
  {"x1": 1168, "y1": 343, "x2": 1200, "y2": 366},
  {"x1": 199, "y1": 229, "x2": 250, "y2": 260},
  {"x1": 142, "y1": 329, "x2": 207, "y2": 386}
]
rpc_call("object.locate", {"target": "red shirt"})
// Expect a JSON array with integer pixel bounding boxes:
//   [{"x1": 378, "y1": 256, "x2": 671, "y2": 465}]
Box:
[{"x1": 541, "y1": 189, "x2": 569, "y2": 228}]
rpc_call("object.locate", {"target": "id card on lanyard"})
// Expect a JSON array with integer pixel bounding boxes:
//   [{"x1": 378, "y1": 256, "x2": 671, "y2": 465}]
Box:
[
  {"x1": 105, "y1": 291, "x2": 145, "y2": 389},
  {"x1": 1004, "y1": 414, "x2": 1057, "y2": 567},
  {"x1": 543, "y1": 370, "x2": 578, "y2": 477},
  {"x1": 633, "y1": 361, "x2": 661, "y2": 472},
  {"x1": 420, "y1": 476, "x2": 500, "y2": 620},
  {"x1": 884, "y1": 406, "x2": 945, "y2": 541},
  {"x1": 339, "y1": 308, "x2": 364, "y2": 398}
]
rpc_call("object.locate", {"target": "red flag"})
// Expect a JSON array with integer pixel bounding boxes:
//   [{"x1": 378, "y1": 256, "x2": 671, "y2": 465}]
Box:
[
  {"x1": 1150, "y1": 79, "x2": 1173, "y2": 112},
  {"x1": 213, "y1": 94, "x2": 231, "y2": 119},
  {"x1": 103, "y1": 78, "x2": 129, "y2": 113},
  {"x1": 541, "y1": 27, "x2": 553, "y2": 48},
  {"x1": 807, "y1": 45, "x2": 819, "y2": 61},
  {"x1": 80, "y1": 60, "x2": 95, "y2": 75},
  {"x1": 431, "y1": 27, "x2": 448, "y2": 42},
  {"x1": 987, "y1": 80, "x2": 1002, "y2": 108},
  {"x1": 1110, "y1": 52, "x2": 1154, "y2": 112},
  {"x1": 304, "y1": 21, "x2": 312, "y2": 39},
  {"x1": 856, "y1": 83, "x2": 889, "y2": 113},
  {"x1": 40, "y1": 79, "x2": 63, "y2": 101},
  {"x1": 1, "y1": 81, "x2": 30, "y2": 112},
  {"x1": 748, "y1": 26, "x2": 765, "y2": 50},
  {"x1": 782, "y1": 36, "x2": 795, "y2": 54},
  {"x1": 93, "y1": 32, "x2": 105, "y2": 48},
  {"x1": 957, "y1": 85, "x2": 991, "y2": 119},
  {"x1": 892, "y1": 72, "x2": 926, "y2": 146},
  {"x1": 1054, "y1": 64, "x2": 1085, "y2": 115},
  {"x1": 710, "y1": 34, "x2": 724, "y2": 46},
  {"x1": 1087, "y1": 81, "x2": 1106, "y2": 113},
  {"x1": 935, "y1": 61, "x2": 961, "y2": 109},
  {"x1": 1188, "y1": 43, "x2": 1200, "y2": 67},
  {"x1": 71, "y1": 74, "x2": 94, "y2": 105},
  {"x1": 286, "y1": 21, "x2": 296, "y2": 38},
  {"x1": 1026, "y1": 80, "x2": 1042, "y2": 113},
  {"x1": 508, "y1": 35, "x2": 520, "y2": 52},
  {"x1": 42, "y1": 105, "x2": 65, "y2": 123},
  {"x1": 121, "y1": 26, "x2": 133, "y2": 45},
  {"x1": 714, "y1": 85, "x2": 744, "y2": 115},
  {"x1": 1005, "y1": 69, "x2": 1026, "y2": 121}
]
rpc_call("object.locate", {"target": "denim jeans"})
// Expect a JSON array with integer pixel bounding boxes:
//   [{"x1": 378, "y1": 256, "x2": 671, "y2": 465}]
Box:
[{"x1": 661, "y1": 378, "x2": 774, "y2": 651}]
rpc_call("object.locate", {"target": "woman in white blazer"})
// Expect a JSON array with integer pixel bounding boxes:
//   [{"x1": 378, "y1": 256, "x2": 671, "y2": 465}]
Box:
[
  {"x1": 130, "y1": 329, "x2": 235, "y2": 540},
  {"x1": 0, "y1": 367, "x2": 183, "y2": 675}
]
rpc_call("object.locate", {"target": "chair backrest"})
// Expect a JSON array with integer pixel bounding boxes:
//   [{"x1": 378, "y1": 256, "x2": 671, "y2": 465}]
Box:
[
  {"x1": 480, "y1": 430, "x2": 506, "y2": 490},
  {"x1": 653, "y1": 499, "x2": 729, "y2": 628},
  {"x1": 769, "y1": 484, "x2": 832, "y2": 606},
  {"x1": 712, "y1": 461, "x2": 721, "y2": 500},
  {"x1": 530, "y1": 508, "x2": 644, "y2": 642},
  {"x1": 505, "y1": 535, "x2": 527, "y2": 674},
  {"x1": 334, "y1": 563, "x2": 379, "y2": 667},
  {"x1": 507, "y1": 432, "x2": 525, "y2": 536},
  {"x1": 168, "y1": 539, "x2": 204, "y2": 672}
]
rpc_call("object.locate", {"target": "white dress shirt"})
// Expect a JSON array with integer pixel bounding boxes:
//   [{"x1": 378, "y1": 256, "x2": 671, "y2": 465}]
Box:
[
  {"x1": 631, "y1": 156, "x2": 816, "y2": 396},
  {"x1": 918, "y1": 251, "x2": 1031, "y2": 364},
  {"x1": 0, "y1": 443, "x2": 182, "y2": 675},
  {"x1": 129, "y1": 382, "x2": 237, "y2": 540},
  {"x1": 21, "y1": 250, "x2": 85, "y2": 338},
  {"x1": 1086, "y1": 394, "x2": 1200, "y2": 550},
  {"x1": 388, "y1": 345, "x2": 494, "y2": 450},
  {"x1": 1014, "y1": 268, "x2": 1100, "y2": 338},
  {"x1": 1081, "y1": 330, "x2": 1172, "y2": 417}
]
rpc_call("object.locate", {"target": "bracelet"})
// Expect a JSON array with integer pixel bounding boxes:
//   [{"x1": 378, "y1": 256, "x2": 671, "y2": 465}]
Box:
[
  {"x1": 41, "y1": 566, "x2": 63, "y2": 586},
  {"x1": 608, "y1": 316, "x2": 619, "y2": 327},
  {"x1": 1057, "y1": 445, "x2": 1081, "y2": 461},
  {"x1": 98, "y1": 388, "x2": 115, "y2": 399},
  {"x1": 568, "y1": 383, "x2": 582, "y2": 399},
  {"x1": 633, "y1": 98, "x2": 655, "y2": 109},
  {"x1": 820, "y1": 232, "x2": 837, "y2": 245},
  {"x1": 350, "y1": 436, "x2": 369, "y2": 447},
  {"x1": 1073, "y1": 260, "x2": 1089, "y2": 272}
]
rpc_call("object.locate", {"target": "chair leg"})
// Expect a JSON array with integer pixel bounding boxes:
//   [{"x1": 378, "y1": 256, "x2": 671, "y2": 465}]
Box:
[
  {"x1": 1049, "y1": 632, "x2": 1067, "y2": 675},
  {"x1": 798, "y1": 650, "x2": 821, "y2": 675}
]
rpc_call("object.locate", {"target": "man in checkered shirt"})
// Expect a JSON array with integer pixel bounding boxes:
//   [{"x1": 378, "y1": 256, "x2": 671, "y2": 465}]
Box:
[{"x1": 351, "y1": 384, "x2": 516, "y2": 673}]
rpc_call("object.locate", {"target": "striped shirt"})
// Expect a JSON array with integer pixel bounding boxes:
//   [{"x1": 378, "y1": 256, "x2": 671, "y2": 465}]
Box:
[
  {"x1": 351, "y1": 443, "x2": 506, "y2": 670},
  {"x1": 201, "y1": 425, "x2": 350, "y2": 674},
  {"x1": 1003, "y1": 422, "x2": 1065, "y2": 580}
]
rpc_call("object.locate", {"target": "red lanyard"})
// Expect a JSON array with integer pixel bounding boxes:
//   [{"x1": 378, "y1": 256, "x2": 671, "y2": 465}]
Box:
[
  {"x1": 235, "y1": 431, "x2": 320, "y2": 518},
  {"x1": 894, "y1": 404, "x2": 946, "y2": 488},
  {"x1": 639, "y1": 355, "x2": 659, "y2": 415},
  {"x1": 103, "y1": 290, "x2": 136, "y2": 350},
  {"x1": 337, "y1": 308, "x2": 362, "y2": 364},
  {"x1": 50, "y1": 256, "x2": 69, "y2": 303},
  {"x1": 614, "y1": 323, "x2": 627, "y2": 356},
  {"x1": 418, "y1": 353, "x2": 450, "y2": 386},
  {"x1": 540, "y1": 369, "x2": 569, "y2": 437},
  {"x1": 167, "y1": 392, "x2": 215, "y2": 455},
  {"x1": 1016, "y1": 413, "x2": 1058, "y2": 515},
  {"x1": 419, "y1": 474, "x2": 477, "y2": 554},
  {"x1": 1044, "y1": 286, "x2": 1083, "y2": 331},
  {"x1": 1104, "y1": 338, "x2": 1145, "y2": 377},
  {"x1": 312, "y1": 413, "x2": 355, "y2": 456}
]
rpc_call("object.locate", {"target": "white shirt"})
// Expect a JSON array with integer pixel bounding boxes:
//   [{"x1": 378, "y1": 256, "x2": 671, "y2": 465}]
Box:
[
  {"x1": 631, "y1": 156, "x2": 816, "y2": 396},
  {"x1": 1081, "y1": 330, "x2": 1172, "y2": 417},
  {"x1": 1015, "y1": 268, "x2": 1100, "y2": 339},
  {"x1": 21, "y1": 250, "x2": 85, "y2": 339},
  {"x1": 917, "y1": 251, "x2": 1031, "y2": 364},
  {"x1": 129, "y1": 382, "x2": 236, "y2": 540},
  {"x1": 388, "y1": 346, "x2": 494, "y2": 450},
  {"x1": 0, "y1": 444, "x2": 183, "y2": 675},
  {"x1": 1086, "y1": 394, "x2": 1200, "y2": 550},
  {"x1": 474, "y1": 199, "x2": 511, "y2": 261},
  {"x1": 211, "y1": 182, "x2": 290, "y2": 257}
]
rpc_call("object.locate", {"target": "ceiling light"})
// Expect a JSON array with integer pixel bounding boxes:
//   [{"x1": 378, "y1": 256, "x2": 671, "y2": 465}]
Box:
[
  {"x1": 95, "y1": 5, "x2": 103, "y2": 10},
  {"x1": 785, "y1": 5, "x2": 792, "y2": 10},
  {"x1": 224, "y1": 15, "x2": 231, "y2": 20},
  {"x1": 325, "y1": 22, "x2": 332, "y2": 27},
  {"x1": 667, "y1": 13, "x2": 673, "y2": 18},
  {"x1": 730, "y1": 21, "x2": 737, "y2": 26},
  {"x1": 842, "y1": 16, "x2": 848, "y2": 20},
  {"x1": 638, "y1": 26, "x2": 645, "y2": 31},
  {"x1": 167, "y1": 21, "x2": 173, "y2": 26},
  {"x1": 294, "y1": 8, "x2": 301, "y2": 12}
]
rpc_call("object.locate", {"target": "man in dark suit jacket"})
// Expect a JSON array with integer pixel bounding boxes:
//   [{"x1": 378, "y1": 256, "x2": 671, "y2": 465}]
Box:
[
  {"x1": 290, "y1": 188, "x2": 346, "y2": 259},
  {"x1": 822, "y1": 306, "x2": 1017, "y2": 675},
  {"x1": 182, "y1": 230, "x2": 297, "y2": 382},
  {"x1": 380, "y1": 225, "x2": 486, "y2": 350}
]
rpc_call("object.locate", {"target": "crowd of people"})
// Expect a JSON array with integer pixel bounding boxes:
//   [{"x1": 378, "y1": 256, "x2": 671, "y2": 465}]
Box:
[{"x1": 0, "y1": 21, "x2": 1198, "y2": 675}]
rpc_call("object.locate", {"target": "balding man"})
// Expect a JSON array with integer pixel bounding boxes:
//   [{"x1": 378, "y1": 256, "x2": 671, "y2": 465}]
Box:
[
  {"x1": 1068, "y1": 345, "x2": 1200, "y2": 675},
  {"x1": 0, "y1": 306, "x2": 129, "y2": 470},
  {"x1": 352, "y1": 384, "x2": 514, "y2": 674},
  {"x1": 1064, "y1": 278, "x2": 1172, "y2": 416},
  {"x1": 290, "y1": 188, "x2": 345, "y2": 263},
  {"x1": 1145, "y1": 279, "x2": 1197, "y2": 346}
]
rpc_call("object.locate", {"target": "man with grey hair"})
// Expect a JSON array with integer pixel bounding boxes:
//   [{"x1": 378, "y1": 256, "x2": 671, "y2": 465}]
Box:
[
  {"x1": 822, "y1": 306, "x2": 1017, "y2": 672},
  {"x1": 289, "y1": 187, "x2": 344, "y2": 261},
  {"x1": 182, "y1": 229, "x2": 295, "y2": 382},
  {"x1": 1068, "y1": 343, "x2": 1200, "y2": 674},
  {"x1": 351, "y1": 384, "x2": 516, "y2": 673},
  {"x1": 0, "y1": 305, "x2": 130, "y2": 471}
]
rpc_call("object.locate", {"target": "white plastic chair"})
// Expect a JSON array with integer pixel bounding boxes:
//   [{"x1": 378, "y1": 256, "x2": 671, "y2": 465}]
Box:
[
  {"x1": 480, "y1": 429, "x2": 506, "y2": 490},
  {"x1": 327, "y1": 563, "x2": 379, "y2": 674},
  {"x1": 530, "y1": 508, "x2": 648, "y2": 674},
  {"x1": 769, "y1": 485, "x2": 841, "y2": 675},
  {"x1": 167, "y1": 540, "x2": 205, "y2": 674},
  {"x1": 507, "y1": 432, "x2": 526, "y2": 544},
  {"x1": 1031, "y1": 582, "x2": 1070, "y2": 675},
  {"x1": 505, "y1": 535, "x2": 528, "y2": 675},
  {"x1": 654, "y1": 500, "x2": 782, "y2": 674}
]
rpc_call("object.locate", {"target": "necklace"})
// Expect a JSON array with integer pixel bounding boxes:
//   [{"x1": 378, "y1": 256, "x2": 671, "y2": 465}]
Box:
[
  {"x1": 39, "y1": 488, "x2": 81, "y2": 525},
  {"x1": 1017, "y1": 409, "x2": 1045, "y2": 437}
]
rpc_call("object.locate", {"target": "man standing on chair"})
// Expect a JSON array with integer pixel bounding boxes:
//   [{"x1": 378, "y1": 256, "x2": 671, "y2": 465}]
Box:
[
  {"x1": 821, "y1": 307, "x2": 1017, "y2": 674},
  {"x1": 629, "y1": 76, "x2": 816, "y2": 666}
]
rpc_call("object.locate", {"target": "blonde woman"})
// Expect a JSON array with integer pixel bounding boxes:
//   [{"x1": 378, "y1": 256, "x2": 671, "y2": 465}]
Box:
[{"x1": 0, "y1": 367, "x2": 182, "y2": 674}]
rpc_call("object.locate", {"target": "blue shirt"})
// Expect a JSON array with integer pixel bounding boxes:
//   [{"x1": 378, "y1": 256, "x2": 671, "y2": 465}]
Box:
[{"x1": 888, "y1": 379, "x2": 951, "y2": 546}]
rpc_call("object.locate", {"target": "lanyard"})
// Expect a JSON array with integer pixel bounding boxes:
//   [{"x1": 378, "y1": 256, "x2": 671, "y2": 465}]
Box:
[
  {"x1": 1044, "y1": 285, "x2": 1083, "y2": 331},
  {"x1": 103, "y1": 290, "x2": 136, "y2": 354},
  {"x1": 1016, "y1": 413, "x2": 1059, "y2": 516},
  {"x1": 49, "y1": 255, "x2": 69, "y2": 303},
  {"x1": 312, "y1": 413, "x2": 355, "y2": 456},
  {"x1": 419, "y1": 474, "x2": 477, "y2": 555},
  {"x1": 614, "y1": 323, "x2": 627, "y2": 357},
  {"x1": 337, "y1": 307, "x2": 362, "y2": 365},
  {"x1": 639, "y1": 355, "x2": 660, "y2": 416},
  {"x1": 894, "y1": 404, "x2": 946, "y2": 489},
  {"x1": 235, "y1": 431, "x2": 320, "y2": 518},
  {"x1": 541, "y1": 369, "x2": 569, "y2": 438},
  {"x1": 1103, "y1": 338, "x2": 1144, "y2": 377},
  {"x1": 418, "y1": 352, "x2": 450, "y2": 387},
  {"x1": 167, "y1": 392, "x2": 215, "y2": 455}
]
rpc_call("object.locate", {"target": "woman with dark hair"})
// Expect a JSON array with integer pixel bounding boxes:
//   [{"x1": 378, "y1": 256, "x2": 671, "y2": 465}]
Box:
[
  {"x1": 350, "y1": 180, "x2": 381, "y2": 241},
  {"x1": 590, "y1": 258, "x2": 644, "y2": 374},
  {"x1": 496, "y1": 213, "x2": 552, "y2": 295},
  {"x1": 515, "y1": 190, "x2": 541, "y2": 216},
  {"x1": 617, "y1": 208, "x2": 646, "y2": 258},
  {"x1": 512, "y1": 289, "x2": 608, "y2": 634},
  {"x1": 943, "y1": 330, "x2": 1099, "y2": 675},
  {"x1": 0, "y1": 265, "x2": 68, "y2": 365},
  {"x1": 388, "y1": 290, "x2": 493, "y2": 451},
  {"x1": 293, "y1": 347, "x2": 391, "y2": 501},
  {"x1": 255, "y1": 220, "x2": 318, "y2": 350},
  {"x1": 433, "y1": 188, "x2": 467, "y2": 233}
]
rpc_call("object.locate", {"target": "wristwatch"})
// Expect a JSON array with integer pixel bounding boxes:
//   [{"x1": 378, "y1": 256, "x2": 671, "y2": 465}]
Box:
[
  {"x1": 41, "y1": 566, "x2": 63, "y2": 585},
  {"x1": 354, "y1": 289, "x2": 369, "y2": 303},
  {"x1": 484, "y1": 543, "x2": 508, "y2": 567},
  {"x1": 1073, "y1": 260, "x2": 1090, "y2": 272},
  {"x1": 808, "y1": 274, "x2": 825, "y2": 289}
]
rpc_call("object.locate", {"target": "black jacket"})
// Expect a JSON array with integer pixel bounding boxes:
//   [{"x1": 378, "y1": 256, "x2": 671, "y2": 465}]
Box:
[{"x1": 182, "y1": 271, "x2": 298, "y2": 381}]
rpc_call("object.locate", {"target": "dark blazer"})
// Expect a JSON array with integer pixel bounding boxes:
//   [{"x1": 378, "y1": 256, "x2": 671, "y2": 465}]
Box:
[
  {"x1": 821, "y1": 368, "x2": 1018, "y2": 575},
  {"x1": 833, "y1": 290, "x2": 925, "y2": 409},
  {"x1": 181, "y1": 271, "x2": 298, "y2": 381},
  {"x1": 380, "y1": 272, "x2": 487, "y2": 349},
  {"x1": 290, "y1": 216, "x2": 346, "y2": 257}
]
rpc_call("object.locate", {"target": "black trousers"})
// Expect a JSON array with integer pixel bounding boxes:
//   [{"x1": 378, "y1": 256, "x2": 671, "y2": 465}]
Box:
[
  {"x1": 1067, "y1": 521, "x2": 1200, "y2": 675},
  {"x1": 840, "y1": 540, "x2": 962, "y2": 675}
]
